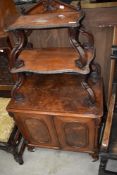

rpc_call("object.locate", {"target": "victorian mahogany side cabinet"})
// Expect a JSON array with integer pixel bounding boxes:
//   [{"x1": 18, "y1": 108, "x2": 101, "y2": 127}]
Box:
[{"x1": 6, "y1": 0, "x2": 103, "y2": 160}]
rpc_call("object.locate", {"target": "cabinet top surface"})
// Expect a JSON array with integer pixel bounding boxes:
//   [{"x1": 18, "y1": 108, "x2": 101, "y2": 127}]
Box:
[{"x1": 7, "y1": 74, "x2": 103, "y2": 118}]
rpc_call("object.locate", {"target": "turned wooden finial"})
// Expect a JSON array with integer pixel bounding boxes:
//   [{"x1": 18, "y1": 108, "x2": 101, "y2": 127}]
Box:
[
  {"x1": 77, "y1": 0, "x2": 81, "y2": 11},
  {"x1": 43, "y1": 0, "x2": 56, "y2": 11}
]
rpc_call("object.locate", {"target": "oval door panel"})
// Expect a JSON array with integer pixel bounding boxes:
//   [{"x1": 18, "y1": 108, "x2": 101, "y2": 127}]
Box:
[
  {"x1": 64, "y1": 122, "x2": 88, "y2": 148},
  {"x1": 25, "y1": 118, "x2": 51, "y2": 144}
]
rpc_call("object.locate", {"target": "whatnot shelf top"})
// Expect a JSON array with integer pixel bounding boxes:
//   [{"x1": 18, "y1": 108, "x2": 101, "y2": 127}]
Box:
[
  {"x1": 6, "y1": 11, "x2": 83, "y2": 31},
  {"x1": 4, "y1": 0, "x2": 84, "y2": 31}
]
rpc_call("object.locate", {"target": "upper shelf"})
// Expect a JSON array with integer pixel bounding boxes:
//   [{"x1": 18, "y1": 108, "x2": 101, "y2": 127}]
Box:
[
  {"x1": 6, "y1": 11, "x2": 83, "y2": 31},
  {"x1": 11, "y1": 47, "x2": 94, "y2": 75}
]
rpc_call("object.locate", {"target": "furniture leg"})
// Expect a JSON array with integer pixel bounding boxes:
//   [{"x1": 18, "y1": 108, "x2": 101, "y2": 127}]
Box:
[
  {"x1": 98, "y1": 157, "x2": 108, "y2": 175},
  {"x1": 89, "y1": 152, "x2": 99, "y2": 161},
  {"x1": 28, "y1": 146, "x2": 35, "y2": 152},
  {"x1": 14, "y1": 138, "x2": 26, "y2": 165}
]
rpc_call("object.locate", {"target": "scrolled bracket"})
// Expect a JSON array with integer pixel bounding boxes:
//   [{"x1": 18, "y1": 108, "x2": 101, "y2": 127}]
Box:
[
  {"x1": 11, "y1": 73, "x2": 25, "y2": 101},
  {"x1": 69, "y1": 27, "x2": 86, "y2": 68},
  {"x1": 77, "y1": 0, "x2": 81, "y2": 11},
  {"x1": 79, "y1": 28, "x2": 94, "y2": 49},
  {"x1": 10, "y1": 30, "x2": 28, "y2": 69},
  {"x1": 24, "y1": 29, "x2": 33, "y2": 49},
  {"x1": 69, "y1": 27, "x2": 95, "y2": 71},
  {"x1": 81, "y1": 80, "x2": 96, "y2": 106},
  {"x1": 90, "y1": 62, "x2": 101, "y2": 84}
]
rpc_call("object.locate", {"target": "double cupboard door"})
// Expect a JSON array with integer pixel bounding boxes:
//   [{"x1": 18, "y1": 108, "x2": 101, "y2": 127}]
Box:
[{"x1": 12, "y1": 112, "x2": 100, "y2": 153}]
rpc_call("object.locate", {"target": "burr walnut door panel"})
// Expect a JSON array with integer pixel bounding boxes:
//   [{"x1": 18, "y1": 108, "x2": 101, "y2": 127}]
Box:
[
  {"x1": 13, "y1": 113, "x2": 59, "y2": 149},
  {"x1": 54, "y1": 116, "x2": 96, "y2": 152}
]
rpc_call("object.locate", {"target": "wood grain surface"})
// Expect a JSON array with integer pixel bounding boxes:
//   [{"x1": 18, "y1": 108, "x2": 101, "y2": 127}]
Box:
[
  {"x1": 6, "y1": 11, "x2": 83, "y2": 31},
  {"x1": 11, "y1": 48, "x2": 94, "y2": 74},
  {"x1": 7, "y1": 74, "x2": 103, "y2": 117}
]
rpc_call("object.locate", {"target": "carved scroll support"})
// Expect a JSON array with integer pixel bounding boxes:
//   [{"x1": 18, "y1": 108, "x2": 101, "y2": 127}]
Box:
[
  {"x1": 69, "y1": 27, "x2": 86, "y2": 68},
  {"x1": 25, "y1": 30, "x2": 33, "y2": 49},
  {"x1": 10, "y1": 30, "x2": 27, "y2": 70},
  {"x1": 90, "y1": 62, "x2": 101, "y2": 83},
  {"x1": 81, "y1": 79, "x2": 96, "y2": 106},
  {"x1": 79, "y1": 28, "x2": 94, "y2": 49},
  {"x1": 11, "y1": 73, "x2": 25, "y2": 101},
  {"x1": 69, "y1": 27, "x2": 95, "y2": 69},
  {"x1": 9, "y1": 30, "x2": 27, "y2": 101},
  {"x1": 79, "y1": 28, "x2": 101, "y2": 82},
  {"x1": 69, "y1": 27, "x2": 96, "y2": 105}
]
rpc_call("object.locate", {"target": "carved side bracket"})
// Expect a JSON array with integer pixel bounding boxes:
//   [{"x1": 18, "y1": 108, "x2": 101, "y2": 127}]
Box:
[
  {"x1": 79, "y1": 28, "x2": 94, "y2": 49},
  {"x1": 81, "y1": 80, "x2": 96, "y2": 106},
  {"x1": 69, "y1": 27, "x2": 85, "y2": 68},
  {"x1": 69, "y1": 27, "x2": 96, "y2": 105},
  {"x1": 69, "y1": 27, "x2": 95, "y2": 70},
  {"x1": 90, "y1": 62, "x2": 101, "y2": 83},
  {"x1": 10, "y1": 30, "x2": 27, "y2": 69},
  {"x1": 25, "y1": 30, "x2": 33, "y2": 49},
  {"x1": 9, "y1": 30, "x2": 31, "y2": 101},
  {"x1": 11, "y1": 73, "x2": 25, "y2": 101}
]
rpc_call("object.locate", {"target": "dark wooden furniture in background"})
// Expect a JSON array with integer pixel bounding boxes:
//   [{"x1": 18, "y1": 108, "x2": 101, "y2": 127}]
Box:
[
  {"x1": 0, "y1": 52, "x2": 13, "y2": 97},
  {"x1": 91, "y1": 0, "x2": 117, "y2": 2},
  {"x1": 0, "y1": 0, "x2": 20, "y2": 97},
  {"x1": 99, "y1": 51, "x2": 117, "y2": 174},
  {"x1": 0, "y1": 0, "x2": 26, "y2": 164},
  {"x1": 82, "y1": 4, "x2": 117, "y2": 106},
  {"x1": 0, "y1": 125, "x2": 26, "y2": 165},
  {"x1": 6, "y1": 0, "x2": 103, "y2": 160},
  {"x1": 0, "y1": 97, "x2": 26, "y2": 165}
]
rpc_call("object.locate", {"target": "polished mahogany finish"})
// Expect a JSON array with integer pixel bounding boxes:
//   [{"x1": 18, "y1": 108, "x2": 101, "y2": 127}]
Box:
[
  {"x1": 7, "y1": 74, "x2": 103, "y2": 116},
  {"x1": 7, "y1": 74, "x2": 103, "y2": 157},
  {"x1": 5, "y1": 0, "x2": 83, "y2": 31},
  {"x1": 7, "y1": 11, "x2": 83, "y2": 31},
  {"x1": 6, "y1": 0, "x2": 103, "y2": 160},
  {"x1": 11, "y1": 48, "x2": 93, "y2": 74}
]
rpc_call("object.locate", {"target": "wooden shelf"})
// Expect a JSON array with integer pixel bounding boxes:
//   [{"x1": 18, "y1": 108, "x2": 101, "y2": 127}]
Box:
[
  {"x1": 7, "y1": 74, "x2": 103, "y2": 117},
  {"x1": 11, "y1": 48, "x2": 94, "y2": 75},
  {"x1": 6, "y1": 11, "x2": 83, "y2": 31}
]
